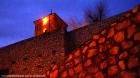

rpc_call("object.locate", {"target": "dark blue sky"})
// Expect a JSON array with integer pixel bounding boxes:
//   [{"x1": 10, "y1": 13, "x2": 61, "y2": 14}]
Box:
[{"x1": 0, "y1": 0, "x2": 140, "y2": 47}]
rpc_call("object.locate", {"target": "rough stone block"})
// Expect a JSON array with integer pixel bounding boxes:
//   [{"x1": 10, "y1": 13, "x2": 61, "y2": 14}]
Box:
[
  {"x1": 50, "y1": 70, "x2": 58, "y2": 78},
  {"x1": 74, "y1": 49, "x2": 81, "y2": 57},
  {"x1": 127, "y1": 57, "x2": 139, "y2": 69},
  {"x1": 121, "y1": 71, "x2": 137, "y2": 78},
  {"x1": 87, "y1": 49, "x2": 97, "y2": 58},
  {"x1": 82, "y1": 46, "x2": 88, "y2": 54},
  {"x1": 119, "y1": 51, "x2": 128, "y2": 60},
  {"x1": 133, "y1": 12, "x2": 140, "y2": 24},
  {"x1": 127, "y1": 24, "x2": 136, "y2": 39},
  {"x1": 84, "y1": 59, "x2": 92, "y2": 67},
  {"x1": 89, "y1": 41, "x2": 96, "y2": 47},
  {"x1": 114, "y1": 31, "x2": 125, "y2": 43},
  {"x1": 62, "y1": 71, "x2": 67, "y2": 78},
  {"x1": 118, "y1": 60, "x2": 126, "y2": 70},
  {"x1": 93, "y1": 35, "x2": 100, "y2": 40},
  {"x1": 108, "y1": 56, "x2": 117, "y2": 65},
  {"x1": 115, "y1": 20, "x2": 130, "y2": 30},
  {"x1": 98, "y1": 37, "x2": 105, "y2": 44},
  {"x1": 68, "y1": 68, "x2": 74, "y2": 76},
  {"x1": 100, "y1": 61, "x2": 108, "y2": 70},
  {"x1": 107, "y1": 27, "x2": 115, "y2": 38},
  {"x1": 108, "y1": 65, "x2": 119, "y2": 76},
  {"x1": 74, "y1": 58, "x2": 81, "y2": 65},
  {"x1": 121, "y1": 41, "x2": 133, "y2": 49},
  {"x1": 134, "y1": 32, "x2": 140, "y2": 40},
  {"x1": 94, "y1": 72, "x2": 104, "y2": 78},
  {"x1": 109, "y1": 46, "x2": 119, "y2": 55},
  {"x1": 74, "y1": 63, "x2": 83, "y2": 74}
]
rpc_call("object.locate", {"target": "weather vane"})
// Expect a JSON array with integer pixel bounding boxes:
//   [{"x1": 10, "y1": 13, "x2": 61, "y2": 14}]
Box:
[{"x1": 50, "y1": 9, "x2": 52, "y2": 14}]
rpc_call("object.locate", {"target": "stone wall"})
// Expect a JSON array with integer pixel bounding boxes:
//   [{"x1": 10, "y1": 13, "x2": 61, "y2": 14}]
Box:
[
  {"x1": 46, "y1": 5, "x2": 140, "y2": 78},
  {"x1": 66, "y1": 10, "x2": 129, "y2": 53},
  {"x1": 0, "y1": 29, "x2": 66, "y2": 75}
]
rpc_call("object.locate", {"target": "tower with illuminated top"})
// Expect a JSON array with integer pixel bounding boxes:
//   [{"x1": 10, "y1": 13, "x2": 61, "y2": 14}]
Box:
[{"x1": 34, "y1": 13, "x2": 68, "y2": 36}]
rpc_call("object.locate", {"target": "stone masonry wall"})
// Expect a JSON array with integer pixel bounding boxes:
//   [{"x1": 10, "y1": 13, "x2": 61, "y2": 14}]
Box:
[
  {"x1": 46, "y1": 5, "x2": 140, "y2": 78},
  {"x1": 0, "y1": 29, "x2": 65, "y2": 75},
  {"x1": 66, "y1": 10, "x2": 129, "y2": 53}
]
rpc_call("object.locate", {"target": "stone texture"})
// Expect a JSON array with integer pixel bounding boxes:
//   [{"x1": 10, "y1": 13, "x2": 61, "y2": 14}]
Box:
[
  {"x1": 50, "y1": 70, "x2": 58, "y2": 78},
  {"x1": 115, "y1": 19, "x2": 130, "y2": 30},
  {"x1": 100, "y1": 61, "x2": 108, "y2": 70},
  {"x1": 98, "y1": 37, "x2": 105, "y2": 44},
  {"x1": 52, "y1": 65, "x2": 57, "y2": 70},
  {"x1": 0, "y1": 29, "x2": 66, "y2": 75},
  {"x1": 87, "y1": 49, "x2": 97, "y2": 58},
  {"x1": 119, "y1": 60, "x2": 126, "y2": 70},
  {"x1": 66, "y1": 61, "x2": 74, "y2": 68},
  {"x1": 94, "y1": 55, "x2": 103, "y2": 64},
  {"x1": 89, "y1": 41, "x2": 96, "y2": 47},
  {"x1": 121, "y1": 71, "x2": 137, "y2": 78},
  {"x1": 134, "y1": 12, "x2": 140, "y2": 24},
  {"x1": 130, "y1": 46, "x2": 139, "y2": 55},
  {"x1": 119, "y1": 51, "x2": 128, "y2": 59},
  {"x1": 108, "y1": 65, "x2": 119, "y2": 76},
  {"x1": 107, "y1": 27, "x2": 115, "y2": 38},
  {"x1": 127, "y1": 24, "x2": 136, "y2": 39},
  {"x1": 62, "y1": 71, "x2": 67, "y2": 78},
  {"x1": 74, "y1": 49, "x2": 81, "y2": 57},
  {"x1": 101, "y1": 30, "x2": 106, "y2": 35},
  {"x1": 127, "y1": 57, "x2": 139, "y2": 69},
  {"x1": 68, "y1": 68, "x2": 74, "y2": 76},
  {"x1": 134, "y1": 32, "x2": 140, "y2": 40},
  {"x1": 99, "y1": 45, "x2": 106, "y2": 52},
  {"x1": 94, "y1": 72, "x2": 104, "y2": 78},
  {"x1": 74, "y1": 63, "x2": 83, "y2": 74},
  {"x1": 79, "y1": 71, "x2": 86, "y2": 78},
  {"x1": 82, "y1": 46, "x2": 88, "y2": 54},
  {"x1": 84, "y1": 59, "x2": 92, "y2": 67},
  {"x1": 66, "y1": 54, "x2": 73, "y2": 63},
  {"x1": 89, "y1": 65, "x2": 99, "y2": 74},
  {"x1": 114, "y1": 31, "x2": 125, "y2": 42},
  {"x1": 93, "y1": 35, "x2": 100, "y2": 40},
  {"x1": 121, "y1": 41, "x2": 133, "y2": 49},
  {"x1": 109, "y1": 46, "x2": 119, "y2": 55},
  {"x1": 108, "y1": 56, "x2": 117, "y2": 65},
  {"x1": 74, "y1": 58, "x2": 81, "y2": 65}
]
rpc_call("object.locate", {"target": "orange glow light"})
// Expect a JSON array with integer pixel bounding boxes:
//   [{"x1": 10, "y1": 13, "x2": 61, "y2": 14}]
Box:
[
  {"x1": 43, "y1": 28, "x2": 47, "y2": 32},
  {"x1": 42, "y1": 17, "x2": 49, "y2": 25}
]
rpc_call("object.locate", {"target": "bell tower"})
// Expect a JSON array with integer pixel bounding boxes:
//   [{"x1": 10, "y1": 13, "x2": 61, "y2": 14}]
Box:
[{"x1": 34, "y1": 13, "x2": 67, "y2": 36}]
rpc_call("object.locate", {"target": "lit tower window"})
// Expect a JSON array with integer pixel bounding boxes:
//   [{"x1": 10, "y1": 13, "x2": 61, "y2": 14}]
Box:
[
  {"x1": 42, "y1": 17, "x2": 49, "y2": 32},
  {"x1": 42, "y1": 17, "x2": 49, "y2": 25},
  {"x1": 43, "y1": 27, "x2": 47, "y2": 32}
]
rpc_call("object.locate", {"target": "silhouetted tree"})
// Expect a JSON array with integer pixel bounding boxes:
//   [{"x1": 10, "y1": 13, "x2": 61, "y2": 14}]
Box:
[{"x1": 84, "y1": 0, "x2": 107, "y2": 24}]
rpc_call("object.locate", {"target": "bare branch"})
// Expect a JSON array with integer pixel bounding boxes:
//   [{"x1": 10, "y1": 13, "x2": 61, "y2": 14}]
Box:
[{"x1": 84, "y1": 0, "x2": 107, "y2": 24}]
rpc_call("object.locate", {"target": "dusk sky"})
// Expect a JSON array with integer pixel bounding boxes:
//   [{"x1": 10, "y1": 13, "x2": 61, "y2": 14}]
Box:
[{"x1": 0, "y1": 0, "x2": 140, "y2": 47}]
